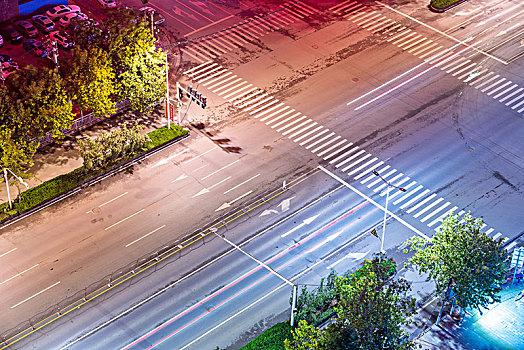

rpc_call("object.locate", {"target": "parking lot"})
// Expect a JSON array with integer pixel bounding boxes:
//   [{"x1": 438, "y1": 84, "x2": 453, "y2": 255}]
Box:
[{"x1": 0, "y1": 0, "x2": 123, "y2": 81}]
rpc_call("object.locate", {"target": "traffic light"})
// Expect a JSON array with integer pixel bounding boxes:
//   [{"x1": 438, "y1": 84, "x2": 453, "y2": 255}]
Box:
[{"x1": 179, "y1": 84, "x2": 207, "y2": 109}]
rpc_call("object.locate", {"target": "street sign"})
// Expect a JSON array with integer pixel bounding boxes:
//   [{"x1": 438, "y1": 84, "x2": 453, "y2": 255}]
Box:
[{"x1": 370, "y1": 228, "x2": 378, "y2": 238}]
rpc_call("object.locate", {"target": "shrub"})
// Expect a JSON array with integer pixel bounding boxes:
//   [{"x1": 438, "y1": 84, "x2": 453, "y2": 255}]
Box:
[
  {"x1": 240, "y1": 322, "x2": 292, "y2": 350},
  {"x1": 430, "y1": 0, "x2": 463, "y2": 9},
  {"x1": 146, "y1": 124, "x2": 188, "y2": 149},
  {"x1": 0, "y1": 124, "x2": 188, "y2": 221}
]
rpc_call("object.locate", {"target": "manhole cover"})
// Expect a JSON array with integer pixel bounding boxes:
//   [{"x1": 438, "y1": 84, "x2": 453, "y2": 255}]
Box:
[
  {"x1": 92, "y1": 207, "x2": 101, "y2": 213},
  {"x1": 352, "y1": 77, "x2": 359, "y2": 82},
  {"x1": 312, "y1": 45, "x2": 318, "y2": 49}
]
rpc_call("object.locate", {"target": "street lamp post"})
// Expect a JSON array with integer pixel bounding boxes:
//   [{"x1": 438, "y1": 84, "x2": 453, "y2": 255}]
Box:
[
  {"x1": 211, "y1": 228, "x2": 298, "y2": 327},
  {"x1": 371, "y1": 170, "x2": 406, "y2": 254},
  {"x1": 2, "y1": 167, "x2": 29, "y2": 209}
]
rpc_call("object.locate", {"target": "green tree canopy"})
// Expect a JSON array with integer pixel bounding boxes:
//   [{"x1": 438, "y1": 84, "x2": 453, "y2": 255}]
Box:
[
  {"x1": 404, "y1": 212, "x2": 509, "y2": 311},
  {"x1": 64, "y1": 47, "x2": 117, "y2": 118},
  {"x1": 285, "y1": 256, "x2": 417, "y2": 350},
  {"x1": 6, "y1": 65, "x2": 74, "y2": 141},
  {"x1": 107, "y1": 14, "x2": 166, "y2": 112}
]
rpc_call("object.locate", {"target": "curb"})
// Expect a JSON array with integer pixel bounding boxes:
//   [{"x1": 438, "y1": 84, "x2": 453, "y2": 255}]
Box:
[
  {"x1": 429, "y1": 0, "x2": 468, "y2": 13},
  {"x1": 0, "y1": 132, "x2": 190, "y2": 230}
]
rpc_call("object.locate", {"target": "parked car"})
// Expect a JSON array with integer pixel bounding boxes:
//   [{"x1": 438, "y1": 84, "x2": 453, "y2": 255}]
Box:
[
  {"x1": 139, "y1": 6, "x2": 165, "y2": 25},
  {"x1": 0, "y1": 27, "x2": 22, "y2": 44},
  {"x1": 97, "y1": 0, "x2": 117, "y2": 7},
  {"x1": 13, "y1": 20, "x2": 39, "y2": 38},
  {"x1": 32, "y1": 15, "x2": 55, "y2": 33},
  {"x1": 1, "y1": 62, "x2": 19, "y2": 79},
  {"x1": 23, "y1": 39, "x2": 50, "y2": 57},
  {"x1": 49, "y1": 31, "x2": 74, "y2": 49},
  {"x1": 0, "y1": 54, "x2": 12, "y2": 63},
  {"x1": 59, "y1": 12, "x2": 88, "y2": 29},
  {"x1": 46, "y1": 5, "x2": 82, "y2": 20}
]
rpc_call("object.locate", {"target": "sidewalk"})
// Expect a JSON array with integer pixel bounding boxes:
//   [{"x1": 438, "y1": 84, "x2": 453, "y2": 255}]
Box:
[
  {"x1": 0, "y1": 107, "x2": 169, "y2": 204},
  {"x1": 416, "y1": 283, "x2": 524, "y2": 349}
]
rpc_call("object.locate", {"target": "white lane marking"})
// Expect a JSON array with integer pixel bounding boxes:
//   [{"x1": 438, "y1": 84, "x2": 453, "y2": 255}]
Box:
[
  {"x1": 182, "y1": 147, "x2": 218, "y2": 165},
  {"x1": 299, "y1": 129, "x2": 329, "y2": 147},
  {"x1": 400, "y1": 189, "x2": 431, "y2": 210},
  {"x1": 183, "y1": 60, "x2": 213, "y2": 75},
  {"x1": 151, "y1": 149, "x2": 190, "y2": 168},
  {"x1": 0, "y1": 264, "x2": 39, "y2": 286},
  {"x1": 317, "y1": 139, "x2": 348, "y2": 158},
  {"x1": 475, "y1": 74, "x2": 500, "y2": 89},
  {"x1": 329, "y1": 145, "x2": 358, "y2": 164},
  {"x1": 65, "y1": 185, "x2": 345, "y2": 350},
  {"x1": 506, "y1": 241, "x2": 517, "y2": 250},
  {"x1": 342, "y1": 153, "x2": 372, "y2": 172},
  {"x1": 281, "y1": 214, "x2": 320, "y2": 238},
  {"x1": 178, "y1": 226, "x2": 371, "y2": 350},
  {"x1": 282, "y1": 119, "x2": 313, "y2": 136},
  {"x1": 381, "y1": 3, "x2": 507, "y2": 64},
  {"x1": 485, "y1": 228, "x2": 494, "y2": 235},
  {"x1": 247, "y1": 98, "x2": 280, "y2": 115},
  {"x1": 348, "y1": 158, "x2": 378, "y2": 176},
  {"x1": 104, "y1": 209, "x2": 145, "y2": 231},
  {"x1": 493, "y1": 232, "x2": 502, "y2": 239},
  {"x1": 361, "y1": 165, "x2": 390, "y2": 184},
  {"x1": 311, "y1": 136, "x2": 341, "y2": 153},
  {"x1": 504, "y1": 90, "x2": 524, "y2": 105},
  {"x1": 293, "y1": 125, "x2": 323, "y2": 143},
  {"x1": 223, "y1": 174, "x2": 260, "y2": 195},
  {"x1": 11, "y1": 281, "x2": 60, "y2": 309},
  {"x1": 347, "y1": 41, "x2": 464, "y2": 107},
  {"x1": 327, "y1": 250, "x2": 370, "y2": 269},
  {"x1": 254, "y1": 103, "x2": 287, "y2": 120},
  {"x1": 304, "y1": 132, "x2": 335, "y2": 149},
  {"x1": 335, "y1": 149, "x2": 365, "y2": 168},
  {"x1": 172, "y1": 174, "x2": 189, "y2": 183},
  {"x1": 494, "y1": 84, "x2": 518, "y2": 100},
  {"x1": 481, "y1": 77, "x2": 506, "y2": 93},
  {"x1": 393, "y1": 184, "x2": 422, "y2": 205},
  {"x1": 0, "y1": 247, "x2": 17, "y2": 258},
  {"x1": 427, "y1": 206, "x2": 457, "y2": 227},
  {"x1": 487, "y1": 81, "x2": 512, "y2": 96},
  {"x1": 86, "y1": 192, "x2": 129, "y2": 213},
  {"x1": 215, "y1": 191, "x2": 253, "y2": 212},
  {"x1": 125, "y1": 225, "x2": 166, "y2": 248},
  {"x1": 420, "y1": 201, "x2": 449, "y2": 222},
  {"x1": 201, "y1": 159, "x2": 240, "y2": 181},
  {"x1": 354, "y1": 161, "x2": 384, "y2": 180},
  {"x1": 407, "y1": 194, "x2": 437, "y2": 214},
  {"x1": 319, "y1": 166, "x2": 429, "y2": 239},
  {"x1": 193, "y1": 177, "x2": 232, "y2": 197}
]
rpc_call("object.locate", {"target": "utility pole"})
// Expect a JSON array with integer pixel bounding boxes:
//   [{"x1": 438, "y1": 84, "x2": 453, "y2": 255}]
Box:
[
  {"x1": 0, "y1": 63, "x2": 4, "y2": 85},
  {"x1": 210, "y1": 228, "x2": 299, "y2": 327},
  {"x1": 2, "y1": 167, "x2": 29, "y2": 209},
  {"x1": 371, "y1": 170, "x2": 406, "y2": 256}
]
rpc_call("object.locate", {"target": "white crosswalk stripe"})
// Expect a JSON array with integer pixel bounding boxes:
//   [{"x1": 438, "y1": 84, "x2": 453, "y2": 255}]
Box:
[{"x1": 184, "y1": 54, "x2": 511, "y2": 244}]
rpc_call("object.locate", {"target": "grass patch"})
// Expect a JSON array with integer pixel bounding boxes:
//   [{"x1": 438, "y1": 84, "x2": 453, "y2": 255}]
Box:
[
  {"x1": 0, "y1": 125, "x2": 188, "y2": 221},
  {"x1": 430, "y1": 0, "x2": 464, "y2": 9},
  {"x1": 239, "y1": 322, "x2": 292, "y2": 350}
]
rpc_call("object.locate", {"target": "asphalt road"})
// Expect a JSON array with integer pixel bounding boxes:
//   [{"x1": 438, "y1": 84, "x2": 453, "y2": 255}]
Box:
[{"x1": 0, "y1": 0, "x2": 522, "y2": 348}]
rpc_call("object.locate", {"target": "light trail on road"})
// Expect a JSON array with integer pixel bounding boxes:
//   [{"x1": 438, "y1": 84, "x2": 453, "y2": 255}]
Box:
[{"x1": 121, "y1": 200, "x2": 376, "y2": 350}]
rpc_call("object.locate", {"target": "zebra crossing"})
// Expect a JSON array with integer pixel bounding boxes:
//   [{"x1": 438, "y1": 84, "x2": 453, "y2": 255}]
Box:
[
  {"x1": 330, "y1": 0, "x2": 524, "y2": 113},
  {"x1": 184, "y1": 61, "x2": 517, "y2": 251},
  {"x1": 179, "y1": 1, "x2": 319, "y2": 63}
]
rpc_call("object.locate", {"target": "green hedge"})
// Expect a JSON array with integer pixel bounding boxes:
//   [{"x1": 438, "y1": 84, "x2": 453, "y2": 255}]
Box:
[
  {"x1": 0, "y1": 125, "x2": 188, "y2": 221},
  {"x1": 240, "y1": 322, "x2": 292, "y2": 350},
  {"x1": 430, "y1": 0, "x2": 463, "y2": 9}
]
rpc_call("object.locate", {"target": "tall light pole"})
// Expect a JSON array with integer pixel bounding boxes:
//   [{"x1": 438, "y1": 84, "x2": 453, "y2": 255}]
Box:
[
  {"x1": 211, "y1": 228, "x2": 298, "y2": 327},
  {"x1": 371, "y1": 170, "x2": 406, "y2": 255},
  {"x1": 2, "y1": 167, "x2": 29, "y2": 209},
  {"x1": 165, "y1": 50, "x2": 171, "y2": 129}
]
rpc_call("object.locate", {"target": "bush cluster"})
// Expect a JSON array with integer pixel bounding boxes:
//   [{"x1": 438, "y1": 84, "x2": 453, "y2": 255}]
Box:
[
  {"x1": 240, "y1": 322, "x2": 292, "y2": 350},
  {"x1": 0, "y1": 124, "x2": 188, "y2": 221},
  {"x1": 78, "y1": 122, "x2": 150, "y2": 172},
  {"x1": 430, "y1": 0, "x2": 463, "y2": 9}
]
